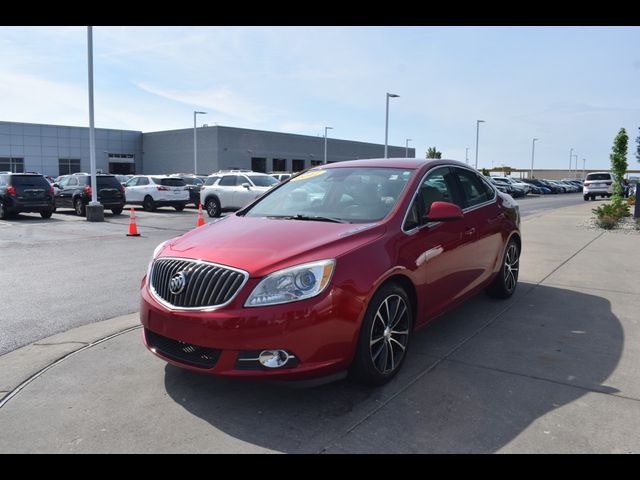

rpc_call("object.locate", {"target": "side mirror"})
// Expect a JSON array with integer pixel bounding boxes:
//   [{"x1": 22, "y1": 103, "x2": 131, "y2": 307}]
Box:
[
  {"x1": 424, "y1": 201, "x2": 464, "y2": 222},
  {"x1": 53, "y1": 184, "x2": 60, "y2": 188},
  {"x1": 241, "y1": 182, "x2": 251, "y2": 189}
]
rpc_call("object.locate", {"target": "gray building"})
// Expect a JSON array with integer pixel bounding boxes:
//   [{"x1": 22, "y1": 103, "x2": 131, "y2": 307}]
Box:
[
  {"x1": 0, "y1": 121, "x2": 143, "y2": 177},
  {"x1": 142, "y1": 125, "x2": 414, "y2": 175},
  {"x1": 1, "y1": 121, "x2": 414, "y2": 177}
]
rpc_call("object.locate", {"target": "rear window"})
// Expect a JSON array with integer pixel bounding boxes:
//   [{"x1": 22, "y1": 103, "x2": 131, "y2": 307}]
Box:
[
  {"x1": 0, "y1": 175, "x2": 7, "y2": 185},
  {"x1": 586, "y1": 173, "x2": 612, "y2": 181},
  {"x1": 158, "y1": 178, "x2": 186, "y2": 187},
  {"x1": 97, "y1": 176, "x2": 123, "y2": 188},
  {"x1": 10, "y1": 175, "x2": 50, "y2": 188}
]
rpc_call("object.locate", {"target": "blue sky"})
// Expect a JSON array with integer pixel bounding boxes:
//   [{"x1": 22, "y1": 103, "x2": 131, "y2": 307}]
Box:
[{"x1": 1, "y1": 26, "x2": 639, "y2": 170}]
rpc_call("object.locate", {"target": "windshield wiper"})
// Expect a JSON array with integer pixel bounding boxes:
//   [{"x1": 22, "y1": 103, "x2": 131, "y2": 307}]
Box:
[{"x1": 274, "y1": 214, "x2": 349, "y2": 224}]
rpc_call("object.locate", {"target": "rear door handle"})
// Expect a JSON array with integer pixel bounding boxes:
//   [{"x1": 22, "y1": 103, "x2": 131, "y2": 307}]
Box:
[{"x1": 464, "y1": 227, "x2": 476, "y2": 236}]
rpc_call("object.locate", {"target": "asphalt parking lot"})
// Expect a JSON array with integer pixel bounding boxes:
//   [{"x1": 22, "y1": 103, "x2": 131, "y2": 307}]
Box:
[
  {"x1": 1, "y1": 197, "x2": 639, "y2": 453},
  {"x1": 0, "y1": 195, "x2": 583, "y2": 356}
]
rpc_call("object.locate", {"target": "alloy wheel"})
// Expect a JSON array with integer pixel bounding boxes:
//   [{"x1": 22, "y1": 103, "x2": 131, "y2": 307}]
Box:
[
  {"x1": 504, "y1": 243, "x2": 519, "y2": 293},
  {"x1": 369, "y1": 294, "x2": 410, "y2": 375}
]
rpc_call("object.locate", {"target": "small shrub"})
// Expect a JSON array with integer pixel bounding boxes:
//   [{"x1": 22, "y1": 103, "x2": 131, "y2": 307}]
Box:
[{"x1": 629, "y1": 195, "x2": 636, "y2": 206}]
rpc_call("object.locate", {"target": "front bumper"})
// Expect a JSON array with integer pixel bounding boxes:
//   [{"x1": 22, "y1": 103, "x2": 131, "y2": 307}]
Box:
[{"x1": 140, "y1": 277, "x2": 365, "y2": 380}]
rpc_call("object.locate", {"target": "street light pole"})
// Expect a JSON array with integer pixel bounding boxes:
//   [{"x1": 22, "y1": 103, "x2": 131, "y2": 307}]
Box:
[
  {"x1": 323, "y1": 126, "x2": 333, "y2": 164},
  {"x1": 530, "y1": 138, "x2": 538, "y2": 179},
  {"x1": 573, "y1": 154, "x2": 578, "y2": 177},
  {"x1": 569, "y1": 147, "x2": 574, "y2": 175},
  {"x1": 465, "y1": 147, "x2": 469, "y2": 164},
  {"x1": 85, "y1": 26, "x2": 103, "y2": 222},
  {"x1": 405, "y1": 138, "x2": 412, "y2": 158},
  {"x1": 193, "y1": 111, "x2": 207, "y2": 175},
  {"x1": 384, "y1": 93, "x2": 400, "y2": 158},
  {"x1": 583, "y1": 158, "x2": 586, "y2": 179},
  {"x1": 474, "y1": 120, "x2": 485, "y2": 169}
]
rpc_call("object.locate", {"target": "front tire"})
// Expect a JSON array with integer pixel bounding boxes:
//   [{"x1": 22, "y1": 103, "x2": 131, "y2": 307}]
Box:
[
  {"x1": 0, "y1": 200, "x2": 9, "y2": 220},
  {"x1": 486, "y1": 238, "x2": 520, "y2": 299},
  {"x1": 74, "y1": 198, "x2": 86, "y2": 216},
  {"x1": 350, "y1": 282, "x2": 413, "y2": 386},
  {"x1": 143, "y1": 196, "x2": 155, "y2": 212},
  {"x1": 205, "y1": 197, "x2": 221, "y2": 218}
]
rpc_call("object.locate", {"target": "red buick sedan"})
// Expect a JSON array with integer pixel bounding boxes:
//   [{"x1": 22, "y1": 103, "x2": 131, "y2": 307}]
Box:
[{"x1": 141, "y1": 159, "x2": 521, "y2": 386}]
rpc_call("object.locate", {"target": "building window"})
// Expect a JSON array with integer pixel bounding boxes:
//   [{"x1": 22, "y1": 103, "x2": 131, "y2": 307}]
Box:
[
  {"x1": 0, "y1": 157, "x2": 25, "y2": 173},
  {"x1": 292, "y1": 159, "x2": 305, "y2": 172},
  {"x1": 58, "y1": 158, "x2": 81, "y2": 175},
  {"x1": 251, "y1": 157, "x2": 267, "y2": 173},
  {"x1": 272, "y1": 158, "x2": 286, "y2": 172},
  {"x1": 310, "y1": 160, "x2": 323, "y2": 167}
]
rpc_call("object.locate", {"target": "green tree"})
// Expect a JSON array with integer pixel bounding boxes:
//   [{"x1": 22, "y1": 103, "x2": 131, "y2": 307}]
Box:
[
  {"x1": 610, "y1": 127, "x2": 628, "y2": 197},
  {"x1": 481, "y1": 168, "x2": 490, "y2": 176},
  {"x1": 426, "y1": 147, "x2": 442, "y2": 159}
]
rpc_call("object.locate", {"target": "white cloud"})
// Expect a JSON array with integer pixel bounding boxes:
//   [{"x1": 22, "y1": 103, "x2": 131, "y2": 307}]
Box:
[{"x1": 135, "y1": 82, "x2": 280, "y2": 126}]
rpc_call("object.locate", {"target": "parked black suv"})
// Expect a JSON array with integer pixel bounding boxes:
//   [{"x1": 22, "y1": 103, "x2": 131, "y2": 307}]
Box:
[
  {"x1": 171, "y1": 175, "x2": 204, "y2": 207},
  {"x1": 54, "y1": 174, "x2": 126, "y2": 216},
  {"x1": 0, "y1": 173, "x2": 55, "y2": 220}
]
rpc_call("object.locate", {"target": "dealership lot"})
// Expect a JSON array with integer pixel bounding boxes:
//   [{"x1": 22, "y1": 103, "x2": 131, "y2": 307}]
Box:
[
  {"x1": 1, "y1": 196, "x2": 639, "y2": 453},
  {"x1": 0, "y1": 196, "x2": 583, "y2": 356}
]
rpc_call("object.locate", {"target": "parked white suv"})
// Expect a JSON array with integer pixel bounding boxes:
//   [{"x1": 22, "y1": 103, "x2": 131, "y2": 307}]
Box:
[
  {"x1": 124, "y1": 175, "x2": 190, "y2": 211},
  {"x1": 583, "y1": 172, "x2": 614, "y2": 201},
  {"x1": 200, "y1": 170, "x2": 279, "y2": 217}
]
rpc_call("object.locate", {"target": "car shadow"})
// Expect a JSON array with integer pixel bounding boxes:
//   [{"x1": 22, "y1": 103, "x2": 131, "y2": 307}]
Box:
[{"x1": 162, "y1": 282, "x2": 623, "y2": 453}]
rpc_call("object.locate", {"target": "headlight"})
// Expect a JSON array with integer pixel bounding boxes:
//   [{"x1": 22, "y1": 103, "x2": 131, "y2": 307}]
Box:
[
  {"x1": 146, "y1": 239, "x2": 170, "y2": 281},
  {"x1": 245, "y1": 260, "x2": 335, "y2": 307}
]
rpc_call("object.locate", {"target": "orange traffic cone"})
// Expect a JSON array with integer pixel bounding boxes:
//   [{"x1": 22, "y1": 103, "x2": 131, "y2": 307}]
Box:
[
  {"x1": 127, "y1": 207, "x2": 141, "y2": 237},
  {"x1": 197, "y1": 203, "x2": 206, "y2": 227}
]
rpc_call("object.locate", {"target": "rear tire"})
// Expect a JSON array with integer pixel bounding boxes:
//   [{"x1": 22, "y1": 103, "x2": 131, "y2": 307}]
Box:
[
  {"x1": 205, "y1": 197, "x2": 221, "y2": 218},
  {"x1": 174, "y1": 205, "x2": 185, "y2": 212},
  {"x1": 583, "y1": 195, "x2": 589, "y2": 201},
  {"x1": 40, "y1": 209, "x2": 53, "y2": 219},
  {"x1": 111, "y1": 207, "x2": 123, "y2": 215},
  {"x1": 486, "y1": 238, "x2": 520, "y2": 299},
  {"x1": 350, "y1": 282, "x2": 413, "y2": 386},
  {"x1": 143, "y1": 196, "x2": 155, "y2": 212},
  {"x1": 74, "y1": 198, "x2": 86, "y2": 216}
]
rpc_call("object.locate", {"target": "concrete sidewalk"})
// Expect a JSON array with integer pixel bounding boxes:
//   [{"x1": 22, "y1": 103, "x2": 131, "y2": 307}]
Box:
[{"x1": 1, "y1": 202, "x2": 639, "y2": 453}]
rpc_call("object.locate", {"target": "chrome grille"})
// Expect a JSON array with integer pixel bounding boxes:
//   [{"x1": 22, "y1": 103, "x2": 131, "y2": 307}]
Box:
[{"x1": 150, "y1": 258, "x2": 248, "y2": 309}]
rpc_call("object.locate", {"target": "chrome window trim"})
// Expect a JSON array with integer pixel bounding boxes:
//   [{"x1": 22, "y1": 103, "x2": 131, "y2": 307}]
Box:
[
  {"x1": 401, "y1": 164, "x2": 497, "y2": 235},
  {"x1": 149, "y1": 257, "x2": 250, "y2": 312}
]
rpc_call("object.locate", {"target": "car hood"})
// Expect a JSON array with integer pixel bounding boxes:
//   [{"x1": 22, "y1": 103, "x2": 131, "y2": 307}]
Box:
[{"x1": 159, "y1": 214, "x2": 385, "y2": 277}]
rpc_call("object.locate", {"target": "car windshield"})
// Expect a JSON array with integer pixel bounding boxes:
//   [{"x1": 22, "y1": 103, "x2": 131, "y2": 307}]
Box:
[
  {"x1": 243, "y1": 167, "x2": 414, "y2": 223},
  {"x1": 247, "y1": 175, "x2": 279, "y2": 187}
]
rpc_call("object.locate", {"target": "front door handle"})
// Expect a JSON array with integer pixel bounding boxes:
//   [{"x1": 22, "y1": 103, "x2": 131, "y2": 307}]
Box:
[{"x1": 464, "y1": 227, "x2": 476, "y2": 236}]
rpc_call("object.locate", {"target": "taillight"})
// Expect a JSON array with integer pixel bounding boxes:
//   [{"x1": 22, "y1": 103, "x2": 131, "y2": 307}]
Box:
[
  {"x1": 157, "y1": 186, "x2": 169, "y2": 191},
  {"x1": 583, "y1": 181, "x2": 590, "y2": 186},
  {"x1": 120, "y1": 185, "x2": 125, "y2": 193},
  {"x1": 7, "y1": 185, "x2": 17, "y2": 196},
  {"x1": 83, "y1": 185, "x2": 92, "y2": 195},
  {"x1": 50, "y1": 186, "x2": 55, "y2": 195}
]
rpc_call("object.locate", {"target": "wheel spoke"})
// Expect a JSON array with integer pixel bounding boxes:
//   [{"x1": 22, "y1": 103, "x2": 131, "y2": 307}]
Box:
[
  {"x1": 370, "y1": 335, "x2": 384, "y2": 347},
  {"x1": 390, "y1": 328, "x2": 409, "y2": 336},
  {"x1": 383, "y1": 298, "x2": 390, "y2": 325},
  {"x1": 387, "y1": 340, "x2": 395, "y2": 372},
  {"x1": 390, "y1": 304, "x2": 406, "y2": 330},
  {"x1": 389, "y1": 337, "x2": 406, "y2": 351},
  {"x1": 372, "y1": 342, "x2": 385, "y2": 362}
]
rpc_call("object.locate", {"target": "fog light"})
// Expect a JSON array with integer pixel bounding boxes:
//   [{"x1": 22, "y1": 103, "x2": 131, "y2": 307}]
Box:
[{"x1": 258, "y1": 350, "x2": 292, "y2": 368}]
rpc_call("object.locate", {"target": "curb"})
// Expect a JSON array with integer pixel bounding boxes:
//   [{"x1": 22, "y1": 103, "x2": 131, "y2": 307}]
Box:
[{"x1": 0, "y1": 313, "x2": 139, "y2": 404}]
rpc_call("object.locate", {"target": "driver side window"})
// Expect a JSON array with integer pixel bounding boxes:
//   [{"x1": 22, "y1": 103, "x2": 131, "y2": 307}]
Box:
[{"x1": 404, "y1": 167, "x2": 457, "y2": 230}]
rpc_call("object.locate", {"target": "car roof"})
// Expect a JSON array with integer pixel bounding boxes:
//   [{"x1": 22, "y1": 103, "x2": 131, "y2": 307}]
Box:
[{"x1": 317, "y1": 158, "x2": 468, "y2": 170}]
